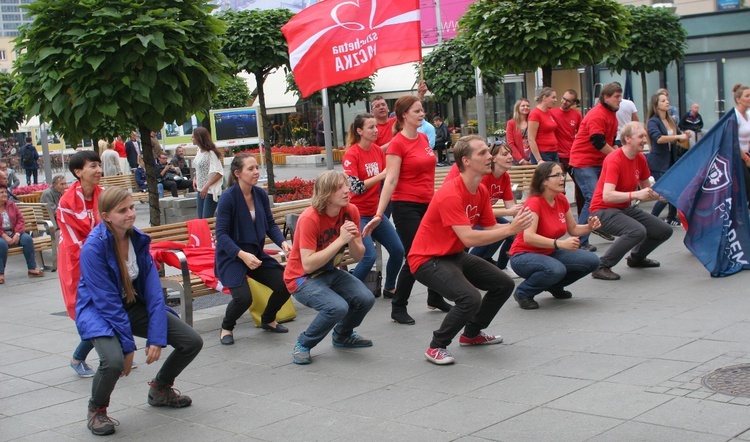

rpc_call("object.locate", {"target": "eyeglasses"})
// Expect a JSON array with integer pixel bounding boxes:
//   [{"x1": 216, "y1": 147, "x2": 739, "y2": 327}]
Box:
[
  {"x1": 561, "y1": 97, "x2": 574, "y2": 103},
  {"x1": 547, "y1": 173, "x2": 565, "y2": 179}
]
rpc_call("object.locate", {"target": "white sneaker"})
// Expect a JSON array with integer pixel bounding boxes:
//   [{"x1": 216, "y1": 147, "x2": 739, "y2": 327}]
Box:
[{"x1": 503, "y1": 266, "x2": 520, "y2": 279}]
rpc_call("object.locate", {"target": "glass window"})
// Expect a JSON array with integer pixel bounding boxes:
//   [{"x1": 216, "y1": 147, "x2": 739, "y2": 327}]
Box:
[{"x1": 724, "y1": 57, "x2": 750, "y2": 109}]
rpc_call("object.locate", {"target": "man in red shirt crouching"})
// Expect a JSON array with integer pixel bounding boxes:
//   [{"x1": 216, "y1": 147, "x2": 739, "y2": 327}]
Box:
[{"x1": 409, "y1": 135, "x2": 532, "y2": 365}]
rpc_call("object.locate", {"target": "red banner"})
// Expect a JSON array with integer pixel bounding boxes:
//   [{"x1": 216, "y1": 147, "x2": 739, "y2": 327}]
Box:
[{"x1": 282, "y1": 0, "x2": 422, "y2": 98}]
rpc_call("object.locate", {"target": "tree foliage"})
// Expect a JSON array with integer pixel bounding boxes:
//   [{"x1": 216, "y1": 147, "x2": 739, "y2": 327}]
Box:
[
  {"x1": 460, "y1": 0, "x2": 631, "y2": 87},
  {"x1": 285, "y1": 72, "x2": 375, "y2": 107},
  {"x1": 421, "y1": 37, "x2": 503, "y2": 103},
  {"x1": 214, "y1": 75, "x2": 253, "y2": 109},
  {"x1": 0, "y1": 73, "x2": 25, "y2": 136},
  {"x1": 604, "y1": 5, "x2": 688, "y2": 108},
  {"x1": 14, "y1": 0, "x2": 229, "y2": 225},
  {"x1": 220, "y1": 8, "x2": 295, "y2": 195}
]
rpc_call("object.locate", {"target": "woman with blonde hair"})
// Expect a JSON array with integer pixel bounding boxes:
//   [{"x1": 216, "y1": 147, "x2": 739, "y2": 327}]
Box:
[
  {"x1": 191, "y1": 126, "x2": 223, "y2": 218},
  {"x1": 528, "y1": 87, "x2": 559, "y2": 164},
  {"x1": 506, "y1": 98, "x2": 532, "y2": 165},
  {"x1": 77, "y1": 187, "x2": 202, "y2": 435}
]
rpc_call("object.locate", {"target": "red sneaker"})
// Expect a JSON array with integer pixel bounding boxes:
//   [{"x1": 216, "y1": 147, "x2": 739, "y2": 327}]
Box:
[
  {"x1": 459, "y1": 331, "x2": 503, "y2": 346},
  {"x1": 425, "y1": 347, "x2": 455, "y2": 365}
]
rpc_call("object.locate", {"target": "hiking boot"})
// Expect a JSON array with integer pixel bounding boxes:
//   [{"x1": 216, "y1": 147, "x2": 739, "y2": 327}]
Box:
[
  {"x1": 592, "y1": 266, "x2": 620, "y2": 280},
  {"x1": 332, "y1": 330, "x2": 373, "y2": 348},
  {"x1": 459, "y1": 331, "x2": 503, "y2": 346},
  {"x1": 391, "y1": 305, "x2": 415, "y2": 325},
  {"x1": 292, "y1": 341, "x2": 311, "y2": 365},
  {"x1": 425, "y1": 347, "x2": 455, "y2": 365},
  {"x1": 147, "y1": 381, "x2": 192, "y2": 408},
  {"x1": 513, "y1": 292, "x2": 539, "y2": 310},
  {"x1": 71, "y1": 360, "x2": 95, "y2": 378},
  {"x1": 579, "y1": 243, "x2": 597, "y2": 252},
  {"x1": 592, "y1": 229, "x2": 615, "y2": 241},
  {"x1": 626, "y1": 256, "x2": 661, "y2": 268},
  {"x1": 87, "y1": 406, "x2": 119, "y2": 436}
]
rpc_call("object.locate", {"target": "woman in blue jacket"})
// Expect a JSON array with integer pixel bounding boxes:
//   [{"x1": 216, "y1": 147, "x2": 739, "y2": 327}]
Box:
[
  {"x1": 216, "y1": 153, "x2": 292, "y2": 345},
  {"x1": 76, "y1": 187, "x2": 203, "y2": 436},
  {"x1": 646, "y1": 92, "x2": 693, "y2": 226}
]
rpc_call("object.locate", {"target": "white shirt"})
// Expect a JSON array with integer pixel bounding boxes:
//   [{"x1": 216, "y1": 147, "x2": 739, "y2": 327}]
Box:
[
  {"x1": 615, "y1": 99, "x2": 638, "y2": 141},
  {"x1": 736, "y1": 108, "x2": 750, "y2": 153}
]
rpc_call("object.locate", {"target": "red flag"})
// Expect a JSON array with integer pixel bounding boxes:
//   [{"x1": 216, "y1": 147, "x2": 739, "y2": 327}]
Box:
[{"x1": 282, "y1": 0, "x2": 422, "y2": 98}]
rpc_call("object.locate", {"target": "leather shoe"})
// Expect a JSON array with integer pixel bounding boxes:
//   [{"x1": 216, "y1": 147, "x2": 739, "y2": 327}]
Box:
[
  {"x1": 626, "y1": 256, "x2": 660, "y2": 268},
  {"x1": 513, "y1": 292, "x2": 539, "y2": 310},
  {"x1": 261, "y1": 323, "x2": 289, "y2": 333},
  {"x1": 592, "y1": 266, "x2": 620, "y2": 280},
  {"x1": 27, "y1": 269, "x2": 44, "y2": 278},
  {"x1": 549, "y1": 289, "x2": 573, "y2": 299},
  {"x1": 220, "y1": 333, "x2": 234, "y2": 345}
]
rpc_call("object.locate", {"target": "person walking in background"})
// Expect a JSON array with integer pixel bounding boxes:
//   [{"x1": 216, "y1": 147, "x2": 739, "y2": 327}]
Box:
[
  {"x1": 506, "y1": 98, "x2": 531, "y2": 165},
  {"x1": 20, "y1": 137, "x2": 39, "y2": 185},
  {"x1": 343, "y1": 113, "x2": 405, "y2": 299},
  {"x1": 77, "y1": 187, "x2": 202, "y2": 436},
  {"x1": 679, "y1": 103, "x2": 704, "y2": 144},
  {"x1": 191, "y1": 127, "x2": 223, "y2": 218},
  {"x1": 100, "y1": 142, "x2": 122, "y2": 176},
  {"x1": 216, "y1": 153, "x2": 292, "y2": 345},
  {"x1": 509, "y1": 163, "x2": 600, "y2": 309},
  {"x1": 528, "y1": 87, "x2": 559, "y2": 164},
  {"x1": 284, "y1": 171, "x2": 375, "y2": 365}
]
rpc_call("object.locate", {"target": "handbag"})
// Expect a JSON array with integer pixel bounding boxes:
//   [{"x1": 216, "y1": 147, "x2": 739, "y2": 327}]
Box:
[{"x1": 247, "y1": 277, "x2": 296, "y2": 327}]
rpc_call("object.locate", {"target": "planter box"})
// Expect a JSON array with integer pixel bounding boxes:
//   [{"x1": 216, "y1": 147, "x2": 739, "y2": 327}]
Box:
[
  {"x1": 286, "y1": 154, "x2": 326, "y2": 167},
  {"x1": 319, "y1": 149, "x2": 346, "y2": 162},
  {"x1": 253, "y1": 152, "x2": 288, "y2": 165}
]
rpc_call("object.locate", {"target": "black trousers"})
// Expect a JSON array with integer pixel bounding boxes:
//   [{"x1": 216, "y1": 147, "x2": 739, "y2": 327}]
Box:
[{"x1": 221, "y1": 265, "x2": 291, "y2": 330}]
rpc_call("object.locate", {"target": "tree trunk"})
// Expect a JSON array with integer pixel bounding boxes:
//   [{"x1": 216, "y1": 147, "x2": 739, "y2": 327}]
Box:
[
  {"x1": 452, "y1": 95, "x2": 461, "y2": 127},
  {"x1": 139, "y1": 125, "x2": 161, "y2": 226},
  {"x1": 542, "y1": 65, "x2": 553, "y2": 88},
  {"x1": 255, "y1": 72, "x2": 276, "y2": 195},
  {"x1": 461, "y1": 96, "x2": 468, "y2": 131},
  {"x1": 641, "y1": 71, "x2": 648, "y2": 117}
]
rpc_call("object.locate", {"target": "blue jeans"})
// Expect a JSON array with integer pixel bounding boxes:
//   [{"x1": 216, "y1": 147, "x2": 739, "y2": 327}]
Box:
[
  {"x1": 0, "y1": 232, "x2": 37, "y2": 273},
  {"x1": 509, "y1": 249, "x2": 600, "y2": 300},
  {"x1": 73, "y1": 339, "x2": 94, "y2": 361},
  {"x1": 292, "y1": 269, "x2": 375, "y2": 349},
  {"x1": 530, "y1": 151, "x2": 560, "y2": 164},
  {"x1": 469, "y1": 217, "x2": 513, "y2": 269},
  {"x1": 353, "y1": 215, "x2": 404, "y2": 291},
  {"x1": 571, "y1": 166, "x2": 602, "y2": 246},
  {"x1": 197, "y1": 193, "x2": 219, "y2": 219}
]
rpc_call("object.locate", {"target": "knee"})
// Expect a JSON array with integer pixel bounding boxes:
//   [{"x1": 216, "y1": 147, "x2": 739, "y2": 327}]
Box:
[
  {"x1": 456, "y1": 290, "x2": 482, "y2": 315},
  {"x1": 322, "y1": 300, "x2": 349, "y2": 321},
  {"x1": 19, "y1": 234, "x2": 33, "y2": 247},
  {"x1": 100, "y1": 354, "x2": 125, "y2": 376},
  {"x1": 653, "y1": 224, "x2": 674, "y2": 241},
  {"x1": 360, "y1": 248, "x2": 376, "y2": 267},
  {"x1": 625, "y1": 225, "x2": 647, "y2": 242}
]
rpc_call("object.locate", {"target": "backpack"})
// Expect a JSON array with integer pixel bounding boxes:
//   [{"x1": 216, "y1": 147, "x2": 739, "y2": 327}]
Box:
[{"x1": 22, "y1": 145, "x2": 34, "y2": 167}]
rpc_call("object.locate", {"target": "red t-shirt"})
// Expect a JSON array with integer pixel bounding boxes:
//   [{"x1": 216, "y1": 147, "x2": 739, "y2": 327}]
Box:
[
  {"x1": 342, "y1": 143, "x2": 385, "y2": 216},
  {"x1": 481, "y1": 172, "x2": 514, "y2": 205},
  {"x1": 444, "y1": 163, "x2": 460, "y2": 183},
  {"x1": 114, "y1": 140, "x2": 126, "y2": 158},
  {"x1": 569, "y1": 103, "x2": 618, "y2": 168},
  {"x1": 510, "y1": 194, "x2": 569, "y2": 256},
  {"x1": 376, "y1": 117, "x2": 397, "y2": 147},
  {"x1": 283, "y1": 205, "x2": 361, "y2": 293},
  {"x1": 387, "y1": 132, "x2": 436, "y2": 204},
  {"x1": 550, "y1": 107, "x2": 582, "y2": 159},
  {"x1": 408, "y1": 177, "x2": 496, "y2": 272},
  {"x1": 528, "y1": 108, "x2": 558, "y2": 152},
  {"x1": 590, "y1": 149, "x2": 650, "y2": 212}
]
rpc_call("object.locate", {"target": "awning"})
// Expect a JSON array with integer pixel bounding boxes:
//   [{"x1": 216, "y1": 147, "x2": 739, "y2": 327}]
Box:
[{"x1": 250, "y1": 68, "x2": 299, "y2": 115}]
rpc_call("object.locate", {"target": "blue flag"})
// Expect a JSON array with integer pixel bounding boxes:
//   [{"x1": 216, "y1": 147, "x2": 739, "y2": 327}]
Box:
[{"x1": 653, "y1": 110, "x2": 750, "y2": 277}]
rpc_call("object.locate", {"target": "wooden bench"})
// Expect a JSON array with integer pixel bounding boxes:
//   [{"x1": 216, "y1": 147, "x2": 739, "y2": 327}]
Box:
[
  {"x1": 99, "y1": 175, "x2": 150, "y2": 202},
  {"x1": 11, "y1": 203, "x2": 58, "y2": 271},
  {"x1": 434, "y1": 167, "x2": 452, "y2": 192},
  {"x1": 507, "y1": 164, "x2": 537, "y2": 195}
]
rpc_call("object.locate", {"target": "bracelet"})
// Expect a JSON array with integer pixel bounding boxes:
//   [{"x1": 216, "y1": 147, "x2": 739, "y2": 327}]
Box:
[{"x1": 553, "y1": 239, "x2": 559, "y2": 250}]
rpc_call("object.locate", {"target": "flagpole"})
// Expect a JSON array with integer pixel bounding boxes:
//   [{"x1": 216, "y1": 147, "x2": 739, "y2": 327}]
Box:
[
  {"x1": 475, "y1": 66, "x2": 487, "y2": 140},
  {"x1": 321, "y1": 87, "x2": 334, "y2": 170}
]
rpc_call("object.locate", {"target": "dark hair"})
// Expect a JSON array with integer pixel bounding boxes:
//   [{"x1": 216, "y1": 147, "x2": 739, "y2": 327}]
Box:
[
  {"x1": 599, "y1": 82, "x2": 623, "y2": 104},
  {"x1": 370, "y1": 95, "x2": 385, "y2": 105},
  {"x1": 530, "y1": 162, "x2": 561, "y2": 196},
  {"x1": 25, "y1": 136, "x2": 32, "y2": 143},
  {"x1": 192, "y1": 127, "x2": 222, "y2": 160},
  {"x1": 346, "y1": 113, "x2": 375, "y2": 147},
  {"x1": 490, "y1": 141, "x2": 512, "y2": 172},
  {"x1": 454, "y1": 135, "x2": 483, "y2": 172},
  {"x1": 646, "y1": 92, "x2": 676, "y2": 137},
  {"x1": 228, "y1": 153, "x2": 256, "y2": 187},
  {"x1": 564, "y1": 89, "x2": 579, "y2": 105},
  {"x1": 69, "y1": 150, "x2": 101, "y2": 181},
  {"x1": 393, "y1": 95, "x2": 421, "y2": 133}
]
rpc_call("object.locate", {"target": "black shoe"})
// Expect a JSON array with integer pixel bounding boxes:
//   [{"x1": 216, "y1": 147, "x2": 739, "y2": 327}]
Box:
[
  {"x1": 591, "y1": 229, "x2": 615, "y2": 241},
  {"x1": 549, "y1": 289, "x2": 573, "y2": 299},
  {"x1": 427, "y1": 296, "x2": 452, "y2": 313},
  {"x1": 382, "y1": 289, "x2": 395, "y2": 299},
  {"x1": 592, "y1": 266, "x2": 620, "y2": 280},
  {"x1": 626, "y1": 256, "x2": 660, "y2": 268},
  {"x1": 220, "y1": 333, "x2": 234, "y2": 345},
  {"x1": 513, "y1": 292, "x2": 539, "y2": 310},
  {"x1": 391, "y1": 305, "x2": 415, "y2": 325},
  {"x1": 261, "y1": 323, "x2": 289, "y2": 333},
  {"x1": 579, "y1": 243, "x2": 597, "y2": 252}
]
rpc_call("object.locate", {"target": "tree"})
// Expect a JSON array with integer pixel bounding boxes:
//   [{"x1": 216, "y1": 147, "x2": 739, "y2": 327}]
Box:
[
  {"x1": 214, "y1": 75, "x2": 253, "y2": 109},
  {"x1": 421, "y1": 37, "x2": 504, "y2": 126},
  {"x1": 14, "y1": 0, "x2": 228, "y2": 226},
  {"x1": 604, "y1": 5, "x2": 688, "y2": 110},
  {"x1": 460, "y1": 0, "x2": 630, "y2": 87},
  {"x1": 220, "y1": 8, "x2": 295, "y2": 195},
  {"x1": 0, "y1": 72, "x2": 25, "y2": 137}
]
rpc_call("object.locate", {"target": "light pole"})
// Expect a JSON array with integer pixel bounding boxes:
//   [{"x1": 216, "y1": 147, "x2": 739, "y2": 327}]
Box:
[{"x1": 40, "y1": 122, "x2": 52, "y2": 184}]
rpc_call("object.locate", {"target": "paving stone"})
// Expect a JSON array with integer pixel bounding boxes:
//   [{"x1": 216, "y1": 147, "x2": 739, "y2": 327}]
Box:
[
  {"x1": 546, "y1": 382, "x2": 672, "y2": 420},
  {"x1": 590, "y1": 421, "x2": 727, "y2": 442},
  {"x1": 635, "y1": 396, "x2": 750, "y2": 437}
]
